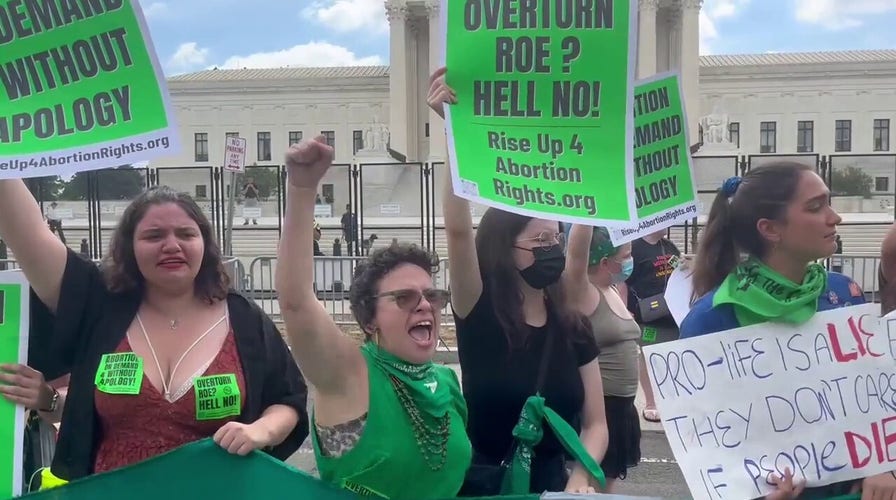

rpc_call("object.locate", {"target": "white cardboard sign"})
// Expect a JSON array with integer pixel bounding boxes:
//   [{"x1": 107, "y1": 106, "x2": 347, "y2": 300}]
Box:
[{"x1": 644, "y1": 303, "x2": 896, "y2": 500}]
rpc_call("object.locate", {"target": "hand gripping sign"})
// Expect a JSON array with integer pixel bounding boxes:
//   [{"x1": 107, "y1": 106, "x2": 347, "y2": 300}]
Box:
[{"x1": 644, "y1": 304, "x2": 896, "y2": 500}]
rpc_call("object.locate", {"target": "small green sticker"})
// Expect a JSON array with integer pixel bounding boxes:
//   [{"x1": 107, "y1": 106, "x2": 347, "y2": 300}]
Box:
[
  {"x1": 194, "y1": 374, "x2": 241, "y2": 421},
  {"x1": 95, "y1": 352, "x2": 144, "y2": 395},
  {"x1": 641, "y1": 327, "x2": 658, "y2": 343}
]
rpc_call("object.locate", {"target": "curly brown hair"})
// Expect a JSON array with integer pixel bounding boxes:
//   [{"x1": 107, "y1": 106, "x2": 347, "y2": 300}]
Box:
[
  {"x1": 102, "y1": 186, "x2": 230, "y2": 303},
  {"x1": 349, "y1": 243, "x2": 440, "y2": 338}
]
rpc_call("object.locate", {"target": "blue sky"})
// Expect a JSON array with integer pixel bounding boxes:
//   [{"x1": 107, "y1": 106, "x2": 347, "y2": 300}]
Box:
[{"x1": 141, "y1": 0, "x2": 896, "y2": 76}]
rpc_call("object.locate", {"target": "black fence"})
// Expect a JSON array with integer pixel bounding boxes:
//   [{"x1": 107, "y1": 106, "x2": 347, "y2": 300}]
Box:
[{"x1": 16, "y1": 153, "x2": 896, "y2": 259}]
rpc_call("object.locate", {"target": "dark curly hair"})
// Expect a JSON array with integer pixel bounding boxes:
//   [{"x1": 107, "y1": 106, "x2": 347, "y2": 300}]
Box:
[
  {"x1": 349, "y1": 242, "x2": 440, "y2": 338},
  {"x1": 102, "y1": 185, "x2": 230, "y2": 303}
]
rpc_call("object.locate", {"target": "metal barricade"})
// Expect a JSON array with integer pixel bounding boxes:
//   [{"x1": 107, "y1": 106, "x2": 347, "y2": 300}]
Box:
[
  {"x1": 244, "y1": 255, "x2": 453, "y2": 325},
  {"x1": 222, "y1": 257, "x2": 247, "y2": 293},
  {"x1": 0, "y1": 254, "x2": 884, "y2": 321}
]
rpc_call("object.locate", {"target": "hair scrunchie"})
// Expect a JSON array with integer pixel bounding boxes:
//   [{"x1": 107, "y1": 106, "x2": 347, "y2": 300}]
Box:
[{"x1": 722, "y1": 176, "x2": 742, "y2": 198}]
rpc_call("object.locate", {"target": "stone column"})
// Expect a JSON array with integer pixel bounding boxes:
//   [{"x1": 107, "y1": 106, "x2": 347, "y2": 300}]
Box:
[
  {"x1": 426, "y1": 0, "x2": 445, "y2": 162},
  {"x1": 679, "y1": 0, "x2": 702, "y2": 144},
  {"x1": 387, "y1": 0, "x2": 410, "y2": 159},
  {"x1": 637, "y1": 0, "x2": 659, "y2": 78},
  {"x1": 666, "y1": 7, "x2": 682, "y2": 71}
]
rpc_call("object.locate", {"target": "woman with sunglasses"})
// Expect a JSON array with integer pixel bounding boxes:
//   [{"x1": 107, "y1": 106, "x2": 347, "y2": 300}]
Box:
[
  {"x1": 276, "y1": 136, "x2": 472, "y2": 499},
  {"x1": 428, "y1": 68, "x2": 608, "y2": 495}
]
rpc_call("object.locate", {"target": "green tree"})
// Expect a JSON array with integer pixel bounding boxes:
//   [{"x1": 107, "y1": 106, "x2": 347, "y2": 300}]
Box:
[
  {"x1": 830, "y1": 165, "x2": 873, "y2": 198},
  {"x1": 23, "y1": 176, "x2": 64, "y2": 202},
  {"x1": 58, "y1": 165, "x2": 147, "y2": 201}
]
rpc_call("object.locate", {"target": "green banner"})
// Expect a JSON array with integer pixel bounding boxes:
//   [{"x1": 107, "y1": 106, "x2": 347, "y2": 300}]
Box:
[
  {"x1": 17, "y1": 439, "x2": 542, "y2": 500},
  {"x1": 1, "y1": 272, "x2": 29, "y2": 499},
  {"x1": 0, "y1": 0, "x2": 179, "y2": 180},
  {"x1": 607, "y1": 72, "x2": 699, "y2": 245},
  {"x1": 443, "y1": 0, "x2": 637, "y2": 225},
  {"x1": 13, "y1": 437, "x2": 859, "y2": 499}
]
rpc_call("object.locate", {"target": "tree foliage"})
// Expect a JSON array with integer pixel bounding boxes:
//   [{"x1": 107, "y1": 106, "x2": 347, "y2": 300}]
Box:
[
  {"x1": 831, "y1": 165, "x2": 873, "y2": 198},
  {"x1": 57, "y1": 165, "x2": 147, "y2": 201}
]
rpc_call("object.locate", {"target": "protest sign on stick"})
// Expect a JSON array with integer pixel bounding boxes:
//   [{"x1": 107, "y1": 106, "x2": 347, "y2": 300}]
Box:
[
  {"x1": 644, "y1": 303, "x2": 896, "y2": 500},
  {"x1": 0, "y1": 0, "x2": 179, "y2": 179},
  {"x1": 0, "y1": 271, "x2": 30, "y2": 498},
  {"x1": 441, "y1": 0, "x2": 637, "y2": 226},
  {"x1": 608, "y1": 72, "x2": 699, "y2": 245}
]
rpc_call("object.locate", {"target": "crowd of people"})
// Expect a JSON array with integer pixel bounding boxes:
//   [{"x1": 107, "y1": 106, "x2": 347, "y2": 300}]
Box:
[{"x1": 0, "y1": 66, "x2": 894, "y2": 500}]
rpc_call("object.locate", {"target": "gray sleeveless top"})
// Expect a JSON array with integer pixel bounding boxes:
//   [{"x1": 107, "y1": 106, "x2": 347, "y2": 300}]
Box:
[{"x1": 586, "y1": 287, "x2": 642, "y2": 397}]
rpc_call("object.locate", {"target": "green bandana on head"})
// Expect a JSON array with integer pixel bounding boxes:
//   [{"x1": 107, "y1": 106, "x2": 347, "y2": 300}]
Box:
[
  {"x1": 713, "y1": 258, "x2": 827, "y2": 327},
  {"x1": 587, "y1": 226, "x2": 619, "y2": 267},
  {"x1": 360, "y1": 342, "x2": 452, "y2": 419}
]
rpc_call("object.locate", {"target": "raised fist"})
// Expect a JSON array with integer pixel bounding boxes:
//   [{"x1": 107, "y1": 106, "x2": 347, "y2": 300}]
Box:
[{"x1": 284, "y1": 135, "x2": 334, "y2": 190}]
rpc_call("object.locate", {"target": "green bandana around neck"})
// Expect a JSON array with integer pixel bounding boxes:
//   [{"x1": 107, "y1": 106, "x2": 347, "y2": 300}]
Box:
[
  {"x1": 501, "y1": 395, "x2": 606, "y2": 495},
  {"x1": 712, "y1": 258, "x2": 827, "y2": 327},
  {"x1": 360, "y1": 342, "x2": 452, "y2": 419}
]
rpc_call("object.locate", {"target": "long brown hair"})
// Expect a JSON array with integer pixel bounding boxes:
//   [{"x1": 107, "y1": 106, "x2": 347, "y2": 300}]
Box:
[
  {"x1": 475, "y1": 208, "x2": 591, "y2": 348},
  {"x1": 691, "y1": 161, "x2": 815, "y2": 302},
  {"x1": 102, "y1": 186, "x2": 229, "y2": 303}
]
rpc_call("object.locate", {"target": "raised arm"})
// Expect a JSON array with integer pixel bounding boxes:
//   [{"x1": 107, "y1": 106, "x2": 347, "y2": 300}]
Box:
[
  {"x1": 428, "y1": 67, "x2": 482, "y2": 317},
  {"x1": 562, "y1": 225, "x2": 597, "y2": 308},
  {"x1": 0, "y1": 180, "x2": 68, "y2": 311},
  {"x1": 277, "y1": 137, "x2": 363, "y2": 395}
]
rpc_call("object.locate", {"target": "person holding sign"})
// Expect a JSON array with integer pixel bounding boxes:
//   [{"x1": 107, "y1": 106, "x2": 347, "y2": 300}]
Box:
[
  {"x1": 678, "y1": 162, "x2": 896, "y2": 498},
  {"x1": 277, "y1": 137, "x2": 472, "y2": 499},
  {"x1": 878, "y1": 222, "x2": 896, "y2": 315},
  {"x1": 0, "y1": 179, "x2": 309, "y2": 482},
  {"x1": 0, "y1": 364, "x2": 66, "y2": 425},
  {"x1": 428, "y1": 68, "x2": 608, "y2": 496},
  {"x1": 561, "y1": 225, "x2": 642, "y2": 491},
  {"x1": 625, "y1": 230, "x2": 681, "y2": 424}
]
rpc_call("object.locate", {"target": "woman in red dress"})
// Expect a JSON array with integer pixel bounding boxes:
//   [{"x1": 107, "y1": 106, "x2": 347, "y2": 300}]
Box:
[{"x1": 0, "y1": 179, "x2": 308, "y2": 482}]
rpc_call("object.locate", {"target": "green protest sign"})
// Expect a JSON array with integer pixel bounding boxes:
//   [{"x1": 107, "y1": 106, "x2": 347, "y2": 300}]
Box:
[
  {"x1": 442, "y1": 0, "x2": 637, "y2": 225},
  {"x1": 0, "y1": 0, "x2": 179, "y2": 179},
  {"x1": 0, "y1": 271, "x2": 29, "y2": 499},
  {"x1": 608, "y1": 72, "x2": 699, "y2": 246}
]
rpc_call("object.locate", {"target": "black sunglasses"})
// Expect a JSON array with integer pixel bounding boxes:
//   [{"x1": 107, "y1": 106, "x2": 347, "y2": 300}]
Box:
[{"x1": 374, "y1": 288, "x2": 451, "y2": 311}]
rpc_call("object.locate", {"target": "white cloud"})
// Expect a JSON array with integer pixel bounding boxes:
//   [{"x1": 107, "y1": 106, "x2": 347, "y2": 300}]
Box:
[
  {"x1": 700, "y1": 0, "x2": 750, "y2": 54},
  {"x1": 141, "y1": 2, "x2": 169, "y2": 19},
  {"x1": 216, "y1": 41, "x2": 383, "y2": 69},
  {"x1": 794, "y1": 0, "x2": 896, "y2": 30},
  {"x1": 301, "y1": 0, "x2": 388, "y2": 33},
  {"x1": 167, "y1": 42, "x2": 211, "y2": 73}
]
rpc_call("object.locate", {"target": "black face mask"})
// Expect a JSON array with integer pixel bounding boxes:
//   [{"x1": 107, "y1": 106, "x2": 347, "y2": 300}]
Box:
[{"x1": 518, "y1": 244, "x2": 566, "y2": 290}]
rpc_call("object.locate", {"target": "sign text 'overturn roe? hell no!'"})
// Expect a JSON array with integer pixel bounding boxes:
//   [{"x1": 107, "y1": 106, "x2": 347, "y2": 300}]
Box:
[
  {"x1": 645, "y1": 304, "x2": 896, "y2": 500},
  {"x1": 443, "y1": 0, "x2": 638, "y2": 226}
]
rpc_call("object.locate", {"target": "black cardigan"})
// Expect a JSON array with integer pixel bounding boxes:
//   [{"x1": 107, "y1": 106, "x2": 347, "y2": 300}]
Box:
[{"x1": 27, "y1": 250, "x2": 309, "y2": 481}]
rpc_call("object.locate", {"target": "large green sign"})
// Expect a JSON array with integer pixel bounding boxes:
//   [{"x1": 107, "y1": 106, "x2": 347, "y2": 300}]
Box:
[
  {"x1": 0, "y1": 0, "x2": 179, "y2": 179},
  {"x1": 0, "y1": 271, "x2": 29, "y2": 499},
  {"x1": 608, "y1": 72, "x2": 699, "y2": 245},
  {"x1": 443, "y1": 0, "x2": 637, "y2": 225}
]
